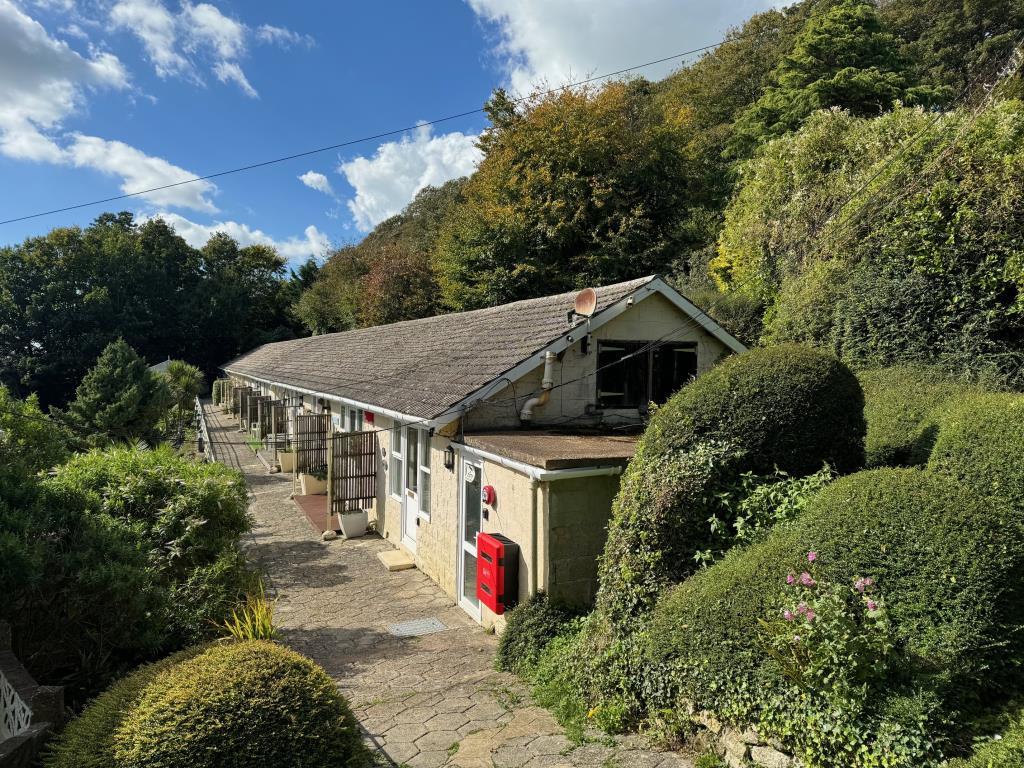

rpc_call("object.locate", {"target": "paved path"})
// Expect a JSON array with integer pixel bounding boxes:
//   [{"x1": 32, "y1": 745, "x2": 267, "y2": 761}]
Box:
[{"x1": 206, "y1": 405, "x2": 692, "y2": 768}]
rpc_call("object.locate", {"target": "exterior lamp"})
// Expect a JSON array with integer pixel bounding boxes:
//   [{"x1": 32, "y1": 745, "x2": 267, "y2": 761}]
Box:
[{"x1": 444, "y1": 444, "x2": 456, "y2": 471}]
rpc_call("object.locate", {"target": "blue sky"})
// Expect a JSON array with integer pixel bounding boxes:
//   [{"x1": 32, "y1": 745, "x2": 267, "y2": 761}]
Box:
[{"x1": 0, "y1": 0, "x2": 781, "y2": 264}]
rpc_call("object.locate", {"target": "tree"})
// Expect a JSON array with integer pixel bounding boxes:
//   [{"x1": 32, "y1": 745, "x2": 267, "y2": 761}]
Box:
[
  {"x1": 160, "y1": 360, "x2": 205, "y2": 442},
  {"x1": 730, "y1": 0, "x2": 918, "y2": 155},
  {"x1": 61, "y1": 339, "x2": 171, "y2": 445},
  {"x1": 434, "y1": 81, "x2": 696, "y2": 310}
]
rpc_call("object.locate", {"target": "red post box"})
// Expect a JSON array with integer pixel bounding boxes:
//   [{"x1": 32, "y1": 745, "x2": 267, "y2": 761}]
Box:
[{"x1": 476, "y1": 532, "x2": 519, "y2": 615}]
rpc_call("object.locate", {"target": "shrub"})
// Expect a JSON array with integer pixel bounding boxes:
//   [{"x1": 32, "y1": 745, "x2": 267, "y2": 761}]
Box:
[
  {"x1": 495, "y1": 592, "x2": 581, "y2": 677},
  {"x1": 951, "y1": 705, "x2": 1024, "y2": 768},
  {"x1": 596, "y1": 344, "x2": 864, "y2": 625},
  {"x1": 43, "y1": 647, "x2": 204, "y2": 768},
  {"x1": 645, "y1": 469, "x2": 1024, "y2": 764},
  {"x1": 857, "y1": 366, "x2": 986, "y2": 467},
  {"x1": 114, "y1": 641, "x2": 369, "y2": 768},
  {"x1": 165, "y1": 549, "x2": 260, "y2": 646},
  {"x1": 636, "y1": 344, "x2": 865, "y2": 477},
  {"x1": 927, "y1": 393, "x2": 1024, "y2": 508},
  {"x1": 217, "y1": 582, "x2": 279, "y2": 642}
]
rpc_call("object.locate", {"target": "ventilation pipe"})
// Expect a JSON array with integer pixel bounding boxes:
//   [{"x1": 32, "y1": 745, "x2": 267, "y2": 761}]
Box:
[{"x1": 520, "y1": 351, "x2": 556, "y2": 423}]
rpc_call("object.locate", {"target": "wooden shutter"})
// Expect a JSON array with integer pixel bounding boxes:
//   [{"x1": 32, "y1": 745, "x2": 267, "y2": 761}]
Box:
[{"x1": 330, "y1": 431, "x2": 378, "y2": 514}]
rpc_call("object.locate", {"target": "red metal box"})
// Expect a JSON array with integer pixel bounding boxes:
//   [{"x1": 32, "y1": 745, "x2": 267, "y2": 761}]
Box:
[{"x1": 476, "y1": 532, "x2": 519, "y2": 615}]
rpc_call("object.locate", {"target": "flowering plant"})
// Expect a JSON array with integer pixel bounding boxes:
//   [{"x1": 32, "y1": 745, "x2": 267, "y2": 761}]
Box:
[{"x1": 759, "y1": 552, "x2": 892, "y2": 704}]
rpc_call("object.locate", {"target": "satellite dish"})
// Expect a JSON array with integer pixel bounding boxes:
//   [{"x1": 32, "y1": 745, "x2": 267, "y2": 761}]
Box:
[{"x1": 574, "y1": 287, "x2": 597, "y2": 318}]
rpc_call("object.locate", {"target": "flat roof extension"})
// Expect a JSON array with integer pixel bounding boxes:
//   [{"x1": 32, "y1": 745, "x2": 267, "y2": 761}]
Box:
[{"x1": 460, "y1": 430, "x2": 638, "y2": 470}]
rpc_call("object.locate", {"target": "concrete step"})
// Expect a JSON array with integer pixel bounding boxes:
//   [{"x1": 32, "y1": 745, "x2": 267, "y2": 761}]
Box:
[{"x1": 377, "y1": 549, "x2": 415, "y2": 572}]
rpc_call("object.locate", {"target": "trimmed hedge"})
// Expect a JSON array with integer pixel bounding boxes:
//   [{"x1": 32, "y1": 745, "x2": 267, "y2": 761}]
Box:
[
  {"x1": 857, "y1": 366, "x2": 984, "y2": 468},
  {"x1": 645, "y1": 469, "x2": 1024, "y2": 763},
  {"x1": 596, "y1": 345, "x2": 864, "y2": 625},
  {"x1": 635, "y1": 344, "x2": 865, "y2": 476},
  {"x1": 44, "y1": 647, "x2": 205, "y2": 768},
  {"x1": 114, "y1": 641, "x2": 369, "y2": 768},
  {"x1": 951, "y1": 705, "x2": 1024, "y2": 768},
  {"x1": 927, "y1": 393, "x2": 1024, "y2": 508},
  {"x1": 496, "y1": 592, "x2": 582, "y2": 678}
]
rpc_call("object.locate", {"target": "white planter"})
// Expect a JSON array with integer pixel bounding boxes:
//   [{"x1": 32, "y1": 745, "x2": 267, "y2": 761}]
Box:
[
  {"x1": 300, "y1": 473, "x2": 327, "y2": 495},
  {"x1": 278, "y1": 451, "x2": 296, "y2": 473},
  {"x1": 338, "y1": 510, "x2": 368, "y2": 539}
]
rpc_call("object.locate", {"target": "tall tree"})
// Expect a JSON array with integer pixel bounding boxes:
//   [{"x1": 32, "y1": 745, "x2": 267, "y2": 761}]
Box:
[
  {"x1": 60, "y1": 339, "x2": 171, "y2": 445},
  {"x1": 730, "y1": 0, "x2": 919, "y2": 155}
]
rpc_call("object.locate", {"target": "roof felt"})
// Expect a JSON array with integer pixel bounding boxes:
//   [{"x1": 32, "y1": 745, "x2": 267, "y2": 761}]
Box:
[
  {"x1": 223, "y1": 275, "x2": 657, "y2": 420},
  {"x1": 461, "y1": 431, "x2": 638, "y2": 470}
]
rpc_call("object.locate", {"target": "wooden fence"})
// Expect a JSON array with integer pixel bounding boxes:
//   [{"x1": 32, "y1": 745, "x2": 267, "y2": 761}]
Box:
[
  {"x1": 330, "y1": 431, "x2": 378, "y2": 514},
  {"x1": 295, "y1": 414, "x2": 330, "y2": 475}
]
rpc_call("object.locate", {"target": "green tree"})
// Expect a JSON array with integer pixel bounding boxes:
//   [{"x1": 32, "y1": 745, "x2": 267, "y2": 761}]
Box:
[
  {"x1": 160, "y1": 360, "x2": 205, "y2": 442},
  {"x1": 730, "y1": 0, "x2": 918, "y2": 154},
  {"x1": 61, "y1": 339, "x2": 171, "y2": 445}
]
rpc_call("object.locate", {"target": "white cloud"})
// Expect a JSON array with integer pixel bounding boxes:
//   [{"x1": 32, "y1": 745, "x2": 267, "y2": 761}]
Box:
[
  {"x1": 109, "y1": 0, "x2": 191, "y2": 79},
  {"x1": 59, "y1": 22, "x2": 89, "y2": 40},
  {"x1": 298, "y1": 170, "x2": 335, "y2": 198},
  {"x1": 67, "y1": 135, "x2": 218, "y2": 212},
  {"x1": 182, "y1": 2, "x2": 246, "y2": 60},
  {"x1": 339, "y1": 124, "x2": 481, "y2": 232},
  {"x1": 0, "y1": 0, "x2": 128, "y2": 162},
  {"x1": 152, "y1": 212, "x2": 331, "y2": 261},
  {"x1": 467, "y1": 0, "x2": 786, "y2": 94},
  {"x1": 255, "y1": 23, "x2": 313, "y2": 48},
  {"x1": 213, "y1": 60, "x2": 257, "y2": 98}
]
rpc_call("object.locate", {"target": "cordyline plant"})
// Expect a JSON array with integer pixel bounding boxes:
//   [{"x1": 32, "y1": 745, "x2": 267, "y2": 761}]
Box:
[{"x1": 217, "y1": 582, "x2": 279, "y2": 642}]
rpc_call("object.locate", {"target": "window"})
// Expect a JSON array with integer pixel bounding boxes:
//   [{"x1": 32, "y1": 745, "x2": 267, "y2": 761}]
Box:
[
  {"x1": 417, "y1": 430, "x2": 431, "y2": 518},
  {"x1": 596, "y1": 340, "x2": 697, "y2": 409},
  {"x1": 406, "y1": 427, "x2": 419, "y2": 493},
  {"x1": 389, "y1": 424, "x2": 403, "y2": 498},
  {"x1": 347, "y1": 408, "x2": 363, "y2": 433}
]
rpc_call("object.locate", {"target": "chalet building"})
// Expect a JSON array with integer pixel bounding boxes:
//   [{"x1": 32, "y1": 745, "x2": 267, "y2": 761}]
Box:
[{"x1": 221, "y1": 275, "x2": 745, "y2": 629}]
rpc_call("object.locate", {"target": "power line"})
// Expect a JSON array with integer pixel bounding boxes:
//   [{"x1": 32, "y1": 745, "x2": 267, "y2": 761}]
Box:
[{"x1": 0, "y1": 45, "x2": 724, "y2": 228}]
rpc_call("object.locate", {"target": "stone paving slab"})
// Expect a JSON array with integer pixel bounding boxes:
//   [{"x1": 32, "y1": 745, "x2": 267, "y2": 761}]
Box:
[{"x1": 205, "y1": 404, "x2": 692, "y2": 768}]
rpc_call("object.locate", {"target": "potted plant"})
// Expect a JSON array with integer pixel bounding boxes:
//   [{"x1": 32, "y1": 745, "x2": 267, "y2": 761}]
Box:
[
  {"x1": 277, "y1": 443, "x2": 297, "y2": 473},
  {"x1": 300, "y1": 467, "x2": 328, "y2": 495},
  {"x1": 337, "y1": 507, "x2": 368, "y2": 539}
]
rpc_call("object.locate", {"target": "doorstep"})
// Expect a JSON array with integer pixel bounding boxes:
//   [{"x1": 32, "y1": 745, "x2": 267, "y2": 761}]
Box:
[{"x1": 377, "y1": 549, "x2": 415, "y2": 572}]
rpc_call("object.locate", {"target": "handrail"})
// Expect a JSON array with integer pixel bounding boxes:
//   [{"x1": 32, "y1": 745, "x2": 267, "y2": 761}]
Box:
[{"x1": 195, "y1": 397, "x2": 216, "y2": 463}]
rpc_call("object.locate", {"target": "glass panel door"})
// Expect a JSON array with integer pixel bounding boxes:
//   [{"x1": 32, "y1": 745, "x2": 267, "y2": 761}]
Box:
[{"x1": 460, "y1": 459, "x2": 482, "y2": 613}]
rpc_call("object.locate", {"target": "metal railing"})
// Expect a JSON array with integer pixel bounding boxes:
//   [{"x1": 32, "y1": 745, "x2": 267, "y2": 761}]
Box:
[
  {"x1": 0, "y1": 668, "x2": 31, "y2": 741},
  {"x1": 195, "y1": 397, "x2": 216, "y2": 463}
]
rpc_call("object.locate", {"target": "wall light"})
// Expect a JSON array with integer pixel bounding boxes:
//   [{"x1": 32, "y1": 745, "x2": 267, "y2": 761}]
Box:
[{"x1": 444, "y1": 444, "x2": 456, "y2": 471}]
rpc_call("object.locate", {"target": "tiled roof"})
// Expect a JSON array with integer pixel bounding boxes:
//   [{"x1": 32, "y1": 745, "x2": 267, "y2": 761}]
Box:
[{"x1": 223, "y1": 275, "x2": 657, "y2": 420}]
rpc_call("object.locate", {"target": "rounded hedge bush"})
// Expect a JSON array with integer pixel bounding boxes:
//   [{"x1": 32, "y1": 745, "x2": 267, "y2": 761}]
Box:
[
  {"x1": 645, "y1": 469, "x2": 1024, "y2": 754},
  {"x1": 114, "y1": 641, "x2": 368, "y2": 768},
  {"x1": 595, "y1": 345, "x2": 864, "y2": 625},
  {"x1": 44, "y1": 648, "x2": 204, "y2": 768},
  {"x1": 496, "y1": 592, "x2": 582, "y2": 678},
  {"x1": 635, "y1": 343, "x2": 866, "y2": 476},
  {"x1": 951, "y1": 705, "x2": 1024, "y2": 767},
  {"x1": 857, "y1": 366, "x2": 985, "y2": 468},
  {"x1": 927, "y1": 393, "x2": 1024, "y2": 508}
]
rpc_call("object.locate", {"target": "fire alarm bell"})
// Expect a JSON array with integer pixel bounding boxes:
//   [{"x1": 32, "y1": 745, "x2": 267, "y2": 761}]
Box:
[{"x1": 481, "y1": 484, "x2": 496, "y2": 506}]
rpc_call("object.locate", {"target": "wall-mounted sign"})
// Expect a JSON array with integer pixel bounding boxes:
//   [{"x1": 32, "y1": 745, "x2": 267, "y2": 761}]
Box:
[{"x1": 465, "y1": 463, "x2": 476, "y2": 483}]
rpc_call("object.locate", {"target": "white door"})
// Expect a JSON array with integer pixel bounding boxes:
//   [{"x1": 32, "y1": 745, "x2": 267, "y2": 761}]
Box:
[
  {"x1": 401, "y1": 426, "x2": 419, "y2": 551},
  {"x1": 458, "y1": 458, "x2": 483, "y2": 617}
]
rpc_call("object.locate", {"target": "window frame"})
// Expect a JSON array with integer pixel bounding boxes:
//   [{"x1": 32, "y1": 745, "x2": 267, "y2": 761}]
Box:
[
  {"x1": 416, "y1": 428, "x2": 431, "y2": 520},
  {"x1": 388, "y1": 423, "x2": 404, "y2": 501},
  {"x1": 595, "y1": 339, "x2": 698, "y2": 411}
]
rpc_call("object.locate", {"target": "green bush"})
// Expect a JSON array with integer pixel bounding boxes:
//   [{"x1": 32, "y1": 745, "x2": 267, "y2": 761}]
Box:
[
  {"x1": 45, "y1": 445, "x2": 250, "y2": 578},
  {"x1": 857, "y1": 366, "x2": 986, "y2": 467},
  {"x1": 114, "y1": 641, "x2": 369, "y2": 768},
  {"x1": 596, "y1": 344, "x2": 863, "y2": 625},
  {"x1": 951, "y1": 705, "x2": 1024, "y2": 768},
  {"x1": 495, "y1": 592, "x2": 581, "y2": 677},
  {"x1": 636, "y1": 344, "x2": 865, "y2": 477},
  {"x1": 43, "y1": 647, "x2": 204, "y2": 768},
  {"x1": 645, "y1": 469, "x2": 1024, "y2": 765},
  {"x1": 927, "y1": 393, "x2": 1024, "y2": 508}
]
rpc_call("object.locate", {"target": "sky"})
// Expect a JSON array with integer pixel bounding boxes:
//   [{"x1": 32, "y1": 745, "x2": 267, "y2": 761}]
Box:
[{"x1": 0, "y1": 0, "x2": 783, "y2": 265}]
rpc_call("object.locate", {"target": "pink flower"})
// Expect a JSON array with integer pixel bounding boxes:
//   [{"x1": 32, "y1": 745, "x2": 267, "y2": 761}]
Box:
[
  {"x1": 797, "y1": 602, "x2": 809, "y2": 615},
  {"x1": 854, "y1": 578, "x2": 867, "y2": 593},
  {"x1": 783, "y1": 610, "x2": 795, "y2": 622},
  {"x1": 866, "y1": 599, "x2": 878, "y2": 612},
  {"x1": 807, "y1": 551, "x2": 818, "y2": 563},
  {"x1": 793, "y1": 635, "x2": 801, "y2": 643},
  {"x1": 786, "y1": 573, "x2": 795, "y2": 585},
  {"x1": 800, "y1": 571, "x2": 816, "y2": 587},
  {"x1": 805, "y1": 609, "x2": 816, "y2": 622}
]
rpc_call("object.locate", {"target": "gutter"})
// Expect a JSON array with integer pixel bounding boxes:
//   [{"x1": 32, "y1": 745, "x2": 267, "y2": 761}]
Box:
[{"x1": 222, "y1": 369, "x2": 434, "y2": 428}]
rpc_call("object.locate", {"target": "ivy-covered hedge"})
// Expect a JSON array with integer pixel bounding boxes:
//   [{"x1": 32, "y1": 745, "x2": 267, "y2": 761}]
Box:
[
  {"x1": 927, "y1": 392, "x2": 1024, "y2": 508},
  {"x1": 645, "y1": 468, "x2": 1024, "y2": 766},
  {"x1": 114, "y1": 641, "x2": 369, "y2": 768},
  {"x1": 857, "y1": 366, "x2": 984, "y2": 468},
  {"x1": 495, "y1": 592, "x2": 583, "y2": 678},
  {"x1": 951, "y1": 705, "x2": 1024, "y2": 768}
]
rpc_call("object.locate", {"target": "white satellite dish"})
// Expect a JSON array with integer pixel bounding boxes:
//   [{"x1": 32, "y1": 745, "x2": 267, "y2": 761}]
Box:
[{"x1": 574, "y1": 287, "x2": 597, "y2": 318}]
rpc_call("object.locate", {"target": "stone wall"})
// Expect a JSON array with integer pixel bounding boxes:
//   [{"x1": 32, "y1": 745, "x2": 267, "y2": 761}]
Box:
[{"x1": 690, "y1": 710, "x2": 799, "y2": 768}]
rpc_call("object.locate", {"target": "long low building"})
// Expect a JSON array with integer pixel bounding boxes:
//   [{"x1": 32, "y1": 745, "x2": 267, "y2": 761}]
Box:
[{"x1": 222, "y1": 275, "x2": 745, "y2": 629}]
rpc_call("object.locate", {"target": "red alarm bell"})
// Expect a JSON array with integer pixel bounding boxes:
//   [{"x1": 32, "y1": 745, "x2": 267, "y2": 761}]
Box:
[{"x1": 481, "y1": 484, "x2": 497, "y2": 506}]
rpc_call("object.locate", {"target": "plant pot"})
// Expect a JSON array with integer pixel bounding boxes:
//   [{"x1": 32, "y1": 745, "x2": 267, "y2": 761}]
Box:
[
  {"x1": 299, "y1": 473, "x2": 328, "y2": 496},
  {"x1": 277, "y1": 451, "x2": 296, "y2": 473},
  {"x1": 337, "y1": 510, "x2": 368, "y2": 540}
]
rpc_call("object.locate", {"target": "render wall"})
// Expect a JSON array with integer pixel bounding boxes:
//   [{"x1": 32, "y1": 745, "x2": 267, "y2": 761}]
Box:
[{"x1": 464, "y1": 292, "x2": 730, "y2": 431}]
